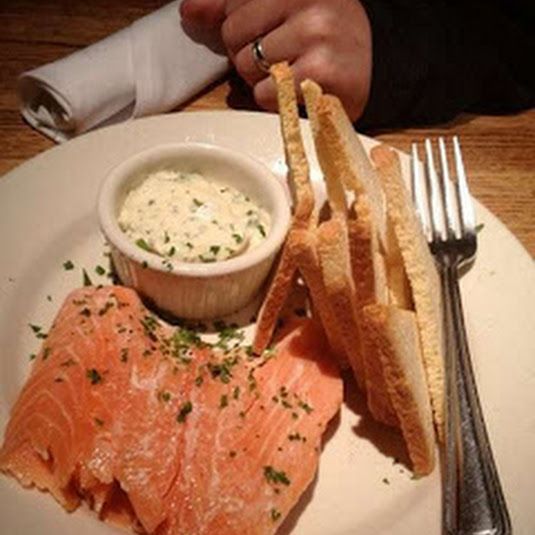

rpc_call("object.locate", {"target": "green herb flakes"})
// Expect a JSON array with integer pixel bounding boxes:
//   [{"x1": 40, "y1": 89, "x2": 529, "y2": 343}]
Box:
[
  {"x1": 219, "y1": 394, "x2": 229, "y2": 409},
  {"x1": 63, "y1": 260, "x2": 74, "y2": 270},
  {"x1": 177, "y1": 401, "x2": 193, "y2": 423},
  {"x1": 95, "y1": 265, "x2": 106, "y2": 276},
  {"x1": 263, "y1": 466, "x2": 290, "y2": 486},
  {"x1": 120, "y1": 348, "x2": 129, "y2": 363},
  {"x1": 86, "y1": 368, "x2": 102, "y2": 385},
  {"x1": 82, "y1": 269, "x2": 93, "y2": 287},
  {"x1": 270, "y1": 508, "x2": 282, "y2": 522},
  {"x1": 158, "y1": 391, "x2": 172, "y2": 402},
  {"x1": 135, "y1": 238, "x2": 153, "y2": 253}
]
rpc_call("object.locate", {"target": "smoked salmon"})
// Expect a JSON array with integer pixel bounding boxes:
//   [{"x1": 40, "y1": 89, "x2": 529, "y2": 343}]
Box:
[{"x1": 0, "y1": 286, "x2": 342, "y2": 534}]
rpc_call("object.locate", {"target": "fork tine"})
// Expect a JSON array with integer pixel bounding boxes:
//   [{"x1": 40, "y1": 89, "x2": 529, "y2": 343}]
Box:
[
  {"x1": 438, "y1": 137, "x2": 457, "y2": 238},
  {"x1": 425, "y1": 138, "x2": 445, "y2": 240},
  {"x1": 411, "y1": 142, "x2": 431, "y2": 240},
  {"x1": 453, "y1": 136, "x2": 476, "y2": 235}
]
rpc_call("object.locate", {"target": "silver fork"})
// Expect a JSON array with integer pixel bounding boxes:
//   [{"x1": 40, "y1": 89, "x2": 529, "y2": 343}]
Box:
[{"x1": 411, "y1": 137, "x2": 511, "y2": 535}]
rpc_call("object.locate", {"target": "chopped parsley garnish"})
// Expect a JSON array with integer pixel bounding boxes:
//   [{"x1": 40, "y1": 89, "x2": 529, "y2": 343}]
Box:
[
  {"x1": 219, "y1": 394, "x2": 229, "y2": 408},
  {"x1": 288, "y1": 432, "x2": 306, "y2": 442},
  {"x1": 46, "y1": 295, "x2": 52, "y2": 302},
  {"x1": 120, "y1": 348, "x2": 129, "y2": 363},
  {"x1": 29, "y1": 323, "x2": 42, "y2": 334},
  {"x1": 80, "y1": 307, "x2": 91, "y2": 317},
  {"x1": 263, "y1": 466, "x2": 290, "y2": 486},
  {"x1": 135, "y1": 238, "x2": 153, "y2": 253},
  {"x1": 171, "y1": 328, "x2": 202, "y2": 362},
  {"x1": 168, "y1": 246, "x2": 176, "y2": 257},
  {"x1": 141, "y1": 261, "x2": 149, "y2": 269},
  {"x1": 257, "y1": 224, "x2": 267, "y2": 237},
  {"x1": 82, "y1": 269, "x2": 93, "y2": 287},
  {"x1": 158, "y1": 391, "x2": 172, "y2": 402},
  {"x1": 298, "y1": 400, "x2": 314, "y2": 414},
  {"x1": 208, "y1": 355, "x2": 239, "y2": 383},
  {"x1": 63, "y1": 260, "x2": 74, "y2": 270},
  {"x1": 382, "y1": 477, "x2": 390, "y2": 485},
  {"x1": 140, "y1": 315, "x2": 159, "y2": 342},
  {"x1": 86, "y1": 368, "x2": 102, "y2": 385},
  {"x1": 98, "y1": 301, "x2": 114, "y2": 316},
  {"x1": 475, "y1": 223, "x2": 485, "y2": 234},
  {"x1": 95, "y1": 265, "x2": 106, "y2": 276},
  {"x1": 185, "y1": 242, "x2": 194, "y2": 249},
  {"x1": 210, "y1": 245, "x2": 220, "y2": 256},
  {"x1": 193, "y1": 198, "x2": 203, "y2": 207},
  {"x1": 194, "y1": 375, "x2": 204, "y2": 387},
  {"x1": 270, "y1": 508, "x2": 282, "y2": 522},
  {"x1": 232, "y1": 233, "x2": 243, "y2": 244},
  {"x1": 232, "y1": 386, "x2": 240, "y2": 400},
  {"x1": 164, "y1": 232, "x2": 170, "y2": 243},
  {"x1": 42, "y1": 347, "x2": 51, "y2": 360},
  {"x1": 29, "y1": 353, "x2": 36, "y2": 361},
  {"x1": 177, "y1": 401, "x2": 193, "y2": 423},
  {"x1": 199, "y1": 254, "x2": 216, "y2": 263},
  {"x1": 214, "y1": 322, "x2": 245, "y2": 350}
]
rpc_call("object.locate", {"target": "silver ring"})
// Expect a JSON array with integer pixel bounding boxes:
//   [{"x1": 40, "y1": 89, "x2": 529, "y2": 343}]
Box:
[{"x1": 251, "y1": 38, "x2": 271, "y2": 73}]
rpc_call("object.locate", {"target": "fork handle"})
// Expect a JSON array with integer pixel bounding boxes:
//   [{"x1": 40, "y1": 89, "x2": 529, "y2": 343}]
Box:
[{"x1": 440, "y1": 264, "x2": 511, "y2": 535}]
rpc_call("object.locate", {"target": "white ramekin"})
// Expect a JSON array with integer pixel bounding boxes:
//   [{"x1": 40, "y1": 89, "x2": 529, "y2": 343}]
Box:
[{"x1": 97, "y1": 142, "x2": 291, "y2": 319}]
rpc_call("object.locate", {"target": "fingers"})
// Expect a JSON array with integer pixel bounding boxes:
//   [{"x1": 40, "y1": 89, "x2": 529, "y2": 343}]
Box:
[
  {"x1": 232, "y1": 20, "x2": 304, "y2": 86},
  {"x1": 221, "y1": 0, "x2": 288, "y2": 56},
  {"x1": 253, "y1": 51, "x2": 364, "y2": 119},
  {"x1": 180, "y1": 0, "x2": 226, "y2": 27}
]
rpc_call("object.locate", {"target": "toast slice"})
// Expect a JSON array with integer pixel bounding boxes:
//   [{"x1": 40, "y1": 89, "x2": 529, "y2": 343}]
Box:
[
  {"x1": 314, "y1": 95, "x2": 388, "y2": 249},
  {"x1": 252, "y1": 63, "x2": 315, "y2": 354},
  {"x1": 315, "y1": 218, "x2": 366, "y2": 388},
  {"x1": 302, "y1": 80, "x2": 367, "y2": 377},
  {"x1": 290, "y1": 227, "x2": 348, "y2": 363},
  {"x1": 348, "y1": 197, "x2": 398, "y2": 425},
  {"x1": 363, "y1": 304, "x2": 436, "y2": 475},
  {"x1": 370, "y1": 145, "x2": 445, "y2": 439}
]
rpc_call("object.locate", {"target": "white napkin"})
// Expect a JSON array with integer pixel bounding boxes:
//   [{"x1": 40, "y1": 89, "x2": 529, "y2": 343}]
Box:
[{"x1": 18, "y1": 1, "x2": 229, "y2": 143}]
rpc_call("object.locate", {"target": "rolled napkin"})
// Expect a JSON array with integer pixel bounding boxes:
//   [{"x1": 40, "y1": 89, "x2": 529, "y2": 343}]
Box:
[{"x1": 18, "y1": 1, "x2": 229, "y2": 143}]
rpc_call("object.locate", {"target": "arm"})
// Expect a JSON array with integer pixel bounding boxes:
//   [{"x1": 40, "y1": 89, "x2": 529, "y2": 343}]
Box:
[{"x1": 358, "y1": 0, "x2": 535, "y2": 129}]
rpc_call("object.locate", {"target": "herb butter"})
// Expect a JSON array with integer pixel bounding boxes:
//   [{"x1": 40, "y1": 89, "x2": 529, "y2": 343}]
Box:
[{"x1": 118, "y1": 170, "x2": 271, "y2": 263}]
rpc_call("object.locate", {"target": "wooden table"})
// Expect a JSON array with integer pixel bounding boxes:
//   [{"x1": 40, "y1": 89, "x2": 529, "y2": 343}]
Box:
[{"x1": 1, "y1": 0, "x2": 534, "y2": 258}]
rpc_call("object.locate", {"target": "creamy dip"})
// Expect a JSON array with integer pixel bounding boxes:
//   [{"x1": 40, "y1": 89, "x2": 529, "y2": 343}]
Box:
[{"x1": 118, "y1": 170, "x2": 271, "y2": 263}]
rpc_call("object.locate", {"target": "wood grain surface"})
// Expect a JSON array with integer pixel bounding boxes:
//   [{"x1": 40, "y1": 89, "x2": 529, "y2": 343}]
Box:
[{"x1": 1, "y1": 0, "x2": 534, "y2": 257}]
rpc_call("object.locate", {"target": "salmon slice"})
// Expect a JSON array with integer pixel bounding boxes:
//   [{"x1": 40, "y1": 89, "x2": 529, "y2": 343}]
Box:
[{"x1": 0, "y1": 286, "x2": 342, "y2": 534}]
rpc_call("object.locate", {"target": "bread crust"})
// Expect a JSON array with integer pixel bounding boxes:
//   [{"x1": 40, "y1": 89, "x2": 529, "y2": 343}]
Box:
[
  {"x1": 363, "y1": 304, "x2": 436, "y2": 475},
  {"x1": 253, "y1": 62, "x2": 315, "y2": 353},
  {"x1": 371, "y1": 145, "x2": 445, "y2": 440}
]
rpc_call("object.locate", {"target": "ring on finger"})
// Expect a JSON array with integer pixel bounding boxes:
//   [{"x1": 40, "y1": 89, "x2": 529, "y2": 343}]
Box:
[{"x1": 251, "y1": 37, "x2": 271, "y2": 73}]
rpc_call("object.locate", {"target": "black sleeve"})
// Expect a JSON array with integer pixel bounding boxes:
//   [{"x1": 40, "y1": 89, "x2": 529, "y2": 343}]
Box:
[{"x1": 357, "y1": 0, "x2": 535, "y2": 130}]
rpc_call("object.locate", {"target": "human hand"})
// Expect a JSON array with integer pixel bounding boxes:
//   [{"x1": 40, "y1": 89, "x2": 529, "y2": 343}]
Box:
[{"x1": 180, "y1": 0, "x2": 372, "y2": 122}]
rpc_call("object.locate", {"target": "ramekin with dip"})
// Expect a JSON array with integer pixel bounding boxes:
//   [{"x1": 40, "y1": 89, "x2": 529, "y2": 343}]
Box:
[
  {"x1": 98, "y1": 143, "x2": 290, "y2": 320},
  {"x1": 118, "y1": 169, "x2": 271, "y2": 264}
]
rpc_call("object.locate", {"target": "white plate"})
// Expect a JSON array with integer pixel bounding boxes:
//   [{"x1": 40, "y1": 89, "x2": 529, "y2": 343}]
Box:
[{"x1": 1, "y1": 111, "x2": 534, "y2": 535}]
